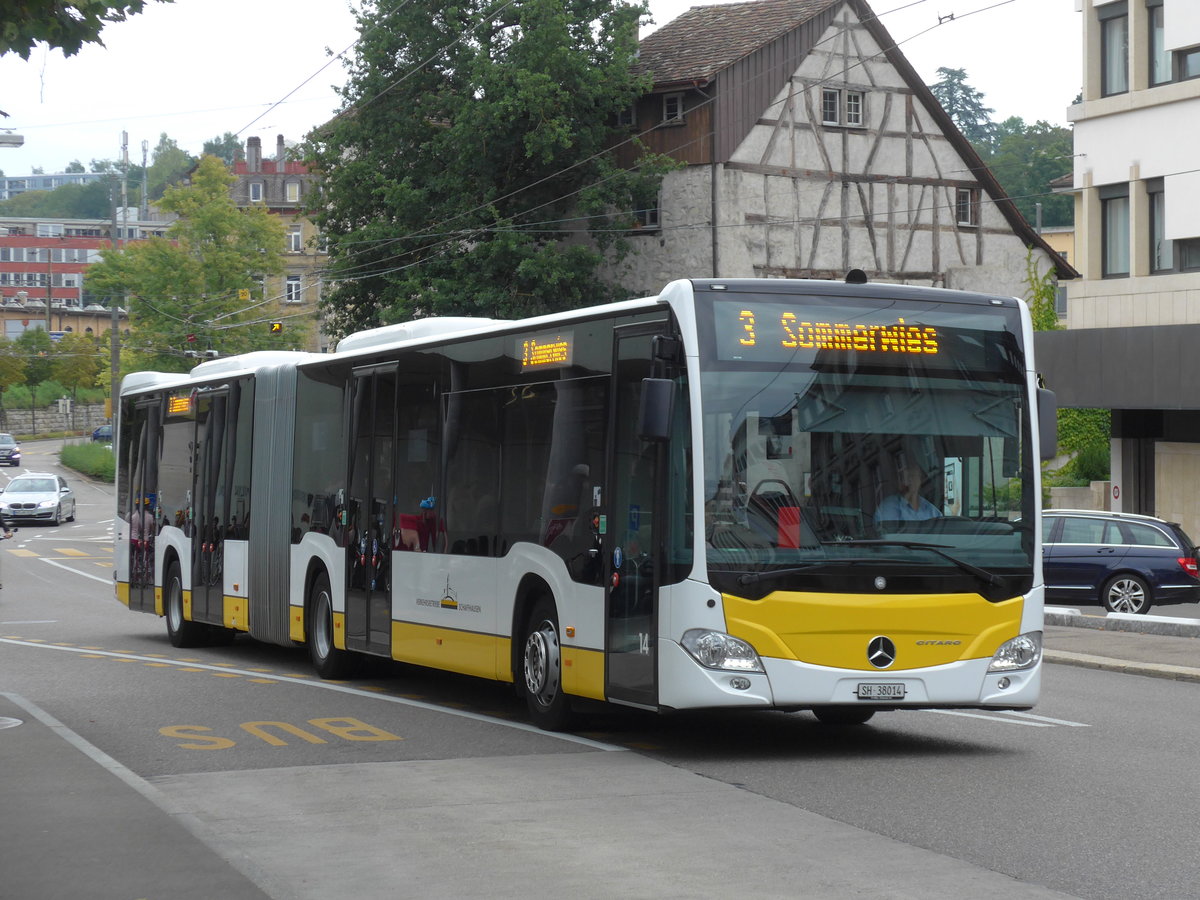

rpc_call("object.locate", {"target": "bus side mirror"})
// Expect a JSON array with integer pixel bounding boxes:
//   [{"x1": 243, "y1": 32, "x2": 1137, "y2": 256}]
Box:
[
  {"x1": 1038, "y1": 388, "x2": 1057, "y2": 461},
  {"x1": 638, "y1": 378, "x2": 674, "y2": 442}
]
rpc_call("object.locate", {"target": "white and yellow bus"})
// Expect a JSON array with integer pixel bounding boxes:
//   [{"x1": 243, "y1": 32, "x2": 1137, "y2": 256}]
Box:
[{"x1": 115, "y1": 276, "x2": 1055, "y2": 729}]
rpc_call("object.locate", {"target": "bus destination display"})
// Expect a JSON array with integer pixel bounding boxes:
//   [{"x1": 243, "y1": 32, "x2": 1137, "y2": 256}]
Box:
[
  {"x1": 519, "y1": 331, "x2": 573, "y2": 370},
  {"x1": 728, "y1": 306, "x2": 938, "y2": 358}
]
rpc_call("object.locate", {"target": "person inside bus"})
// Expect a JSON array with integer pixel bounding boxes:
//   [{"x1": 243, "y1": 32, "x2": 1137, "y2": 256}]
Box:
[{"x1": 874, "y1": 461, "x2": 942, "y2": 523}]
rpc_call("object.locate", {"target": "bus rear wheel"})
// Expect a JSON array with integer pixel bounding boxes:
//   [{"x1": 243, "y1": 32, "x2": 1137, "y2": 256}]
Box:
[
  {"x1": 165, "y1": 561, "x2": 205, "y2": 648},
  {"x1": 308, "y1": 571, "x2": 357, "y2": 679},
  {"x1": 522, "y1": 598, "x2": 573, "y2": 731}
]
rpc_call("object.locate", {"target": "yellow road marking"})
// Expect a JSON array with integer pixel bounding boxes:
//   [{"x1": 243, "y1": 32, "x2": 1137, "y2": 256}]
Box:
[
  {"x1": 55, "y1": 548, "x2": 89, "y2": 557},
  {"x1": 6, "y1": 549, "x2": 38, "y2": 557}
]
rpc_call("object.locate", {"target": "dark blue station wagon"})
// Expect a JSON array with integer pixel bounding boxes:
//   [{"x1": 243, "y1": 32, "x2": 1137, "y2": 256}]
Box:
[{"x1": 1042, "y1": 509, "x2": 1200, "y2": 614}]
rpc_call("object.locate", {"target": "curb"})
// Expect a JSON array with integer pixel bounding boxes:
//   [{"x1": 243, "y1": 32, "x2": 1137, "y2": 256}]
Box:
[
  {"x1": 1044, "y1": 605, "x2": 1200, "y2": 681},
  {"x1": 1043, "y1": 648, "x2": 1200, "y2": 683},
  {"x1": 1045, "y1": 606, "x2": 1200, "y2": 638}
]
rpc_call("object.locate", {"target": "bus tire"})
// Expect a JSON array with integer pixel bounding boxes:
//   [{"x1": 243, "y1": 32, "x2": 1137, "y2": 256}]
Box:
[
  {"x1": 521, "y1": 597, "x2": 573, "y2": 731},
  {"x1": 813, "y1": 706, "x2": 875, "y2": 726},
  {"x1": 164, "y1": 561, "x2": 205, "y2": 648},
  {"x1": 308, "y1": 571, "x2": 357, "y2": 679}
]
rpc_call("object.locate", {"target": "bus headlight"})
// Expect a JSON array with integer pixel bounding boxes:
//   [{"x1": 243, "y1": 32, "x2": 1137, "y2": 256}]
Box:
[
  {"x1": 987, "y1": 631, "x2": 1042, "y2": 672},
  {"x1": 681, "y1": 629, "x2": 764, "y2": 673}
]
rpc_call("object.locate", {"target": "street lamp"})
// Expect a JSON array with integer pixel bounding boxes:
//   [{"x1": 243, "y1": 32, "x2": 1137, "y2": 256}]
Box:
[{"x1": 0, "y1": 132, "x2": 23, "y2": 148}]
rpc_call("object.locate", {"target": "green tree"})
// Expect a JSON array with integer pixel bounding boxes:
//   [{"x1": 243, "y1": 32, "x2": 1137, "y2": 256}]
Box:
[
  {"x1": 0, "y1": 337, "x2": 27, "y2": 424},
  {"x1": 50, "y1": 332, "x2": 101, "y2": 401},
  {"x1": 65, "y1": 159, "x2": 86, "y2": 173},
  {"x1": 1, "y1": 1, "x2": 171, "y2": 59},
  {"x1": 146, "y1": 132, "x2": 196, "y2": 200},
  {"x1": 985, "y1": 117, "x2": 1073, "y2": 228},
  {"x1": 83, "y1": 155, "x2": 286, "y2": 371},
  {"x1": 15, "y1": 328, "x2": 55, "y2": 385},
  {"x1": 202, "y1": 132, "x2": 244, "y2": 167},
  {"x1": 0, "y1": 177, "x2": 114, "y2": 218},
  {"x1": 304, "y1": 0, "x2": 673, "y2": 337},
  {"x1": 928, "y1": 67, "x2": 995, "y2": 149}
]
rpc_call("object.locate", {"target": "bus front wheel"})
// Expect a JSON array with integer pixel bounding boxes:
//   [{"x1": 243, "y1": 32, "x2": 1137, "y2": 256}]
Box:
[
  {"x1": 308, "y1": 571, "x2": 357, "y2": 679},
  {"x1": 522, "y1": 598, "x2": 573, "y2": 731},
  {"x1": 165, "y1": 561, "x2": 205, "y2": 648}
]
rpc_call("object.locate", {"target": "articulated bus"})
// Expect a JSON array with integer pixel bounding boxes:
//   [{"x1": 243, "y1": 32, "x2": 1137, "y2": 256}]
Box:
[{"x1": 115, "y1": 277, "x2": 1056, "y2": 729}]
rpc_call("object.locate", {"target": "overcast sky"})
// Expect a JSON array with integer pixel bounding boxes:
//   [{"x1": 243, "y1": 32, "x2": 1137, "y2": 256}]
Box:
[{"x1": 0, "y1": 0, "x2": 1081, "y2": 176}]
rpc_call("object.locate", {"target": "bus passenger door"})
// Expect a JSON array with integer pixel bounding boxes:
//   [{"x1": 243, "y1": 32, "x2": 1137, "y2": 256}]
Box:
[
  {"x1": 605, "y1": 328, "x2": 663, "y2": 709},
  {"x1": 191, "y1": 390, "x2": 227, "y2": 625},
  {"x1": 125, "y1": 400, "x2": 161, "y2": 613},
  {"x1": 345, "y1": 366, "x2": 396, "y2": 655}
]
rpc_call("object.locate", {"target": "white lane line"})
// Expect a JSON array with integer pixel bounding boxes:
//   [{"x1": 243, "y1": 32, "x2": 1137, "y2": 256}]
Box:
[
  {"x1": 0, "y1": 637, "x2": 625, "y2": 752},
  {"x1": 993, "y1": 710, "x2": 1091, "y2": 727},
  {"x1": 35, "y1": 557, "x2": 113, "y2": 586},
  {"x1": 922, "y1": 709, "x2": 1054, "y2": 727}
]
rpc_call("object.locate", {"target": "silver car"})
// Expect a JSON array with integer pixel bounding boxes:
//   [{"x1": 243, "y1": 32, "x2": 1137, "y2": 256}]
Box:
[{"x1": 0, "y1": 473, "x2": 76, "y2": 526}]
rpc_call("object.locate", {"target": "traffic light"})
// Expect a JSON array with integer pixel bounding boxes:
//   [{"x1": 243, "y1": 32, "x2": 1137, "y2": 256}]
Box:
[{"x1": 269, "y1": 322, "x2": 283, "y2": 333}]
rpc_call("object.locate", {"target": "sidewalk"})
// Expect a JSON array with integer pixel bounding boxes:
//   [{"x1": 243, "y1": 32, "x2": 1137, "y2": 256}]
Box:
[{"x1": 1044, "y1": 605, "x2": 1200, "y2": 682}]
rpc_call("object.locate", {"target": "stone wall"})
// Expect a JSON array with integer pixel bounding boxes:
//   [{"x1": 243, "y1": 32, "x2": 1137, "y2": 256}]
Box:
[
  {"x1": 1049, "y1": 481, "x2": 1111, "y2": 512},
  {"x1": 0, "y1": 402, "x2": 108, "y2": 438}
]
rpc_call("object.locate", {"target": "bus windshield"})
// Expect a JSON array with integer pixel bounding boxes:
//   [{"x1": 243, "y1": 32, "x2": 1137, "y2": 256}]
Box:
[{"x1": 696, "y1": 290, "x2": 1035, "y2": 598}]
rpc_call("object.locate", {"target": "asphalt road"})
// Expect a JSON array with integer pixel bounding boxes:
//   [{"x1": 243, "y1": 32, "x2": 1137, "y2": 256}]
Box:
[{"x1": 2, "y1": 449, "x2": 1197, "y2": 899}]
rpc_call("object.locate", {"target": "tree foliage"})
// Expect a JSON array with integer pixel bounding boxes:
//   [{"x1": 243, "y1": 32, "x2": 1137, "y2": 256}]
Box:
[
  {"x1": 928, "y1": 67, "x2": 995, "y2": 148},
  {"x1": 1, "y1": 1, "x2": 171, "y2": 59},
  {"x1": 202, "y1": 132, "x2": 244, "y2": 167},
  {"x1": 146, "y1": 132, "x2": 196, "y2": 200},
  {"x1": 0, "y1": 178, "x2": 114, "y2": 218},
  {"x1": 51, "y1": 332, "x2": 102, "y2": 399},
  {"x1": 304, "y1": 0, "x2": 674, "y2": 337},
  {"x1": 985, "y1": 117, "x2": 1073, "y2": 229},
  {"x1": 82, "y1": 155, "x2": 286, "y2": 371}
]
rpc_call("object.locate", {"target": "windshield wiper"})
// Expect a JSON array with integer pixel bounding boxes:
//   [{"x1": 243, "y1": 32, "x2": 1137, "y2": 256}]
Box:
[
  {"x1": 735, "y1": 558, "x2": 880, "y2": 586},
  {"x1": 831, "y1": 539, "x2": 1006, "y2": 587}
]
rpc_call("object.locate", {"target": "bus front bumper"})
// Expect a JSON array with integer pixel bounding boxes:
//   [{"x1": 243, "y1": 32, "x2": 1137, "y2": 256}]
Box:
[{"x1": 657, "y1": 641, "x2": 1041, "y2": 712}]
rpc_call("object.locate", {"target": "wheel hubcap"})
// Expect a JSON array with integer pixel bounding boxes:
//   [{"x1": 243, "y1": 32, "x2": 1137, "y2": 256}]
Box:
[
  {"x1": 524, "y1": 621, "x2": 560, "y2": 707},
  {"x1": 1109, "y1": 579, "x2": 1145, "y2": 613}
]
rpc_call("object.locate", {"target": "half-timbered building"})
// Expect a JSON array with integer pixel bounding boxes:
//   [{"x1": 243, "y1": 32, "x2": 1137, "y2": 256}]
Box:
[{"x1": 602, "y1": 0, "x2": 1073, "y2": 296}]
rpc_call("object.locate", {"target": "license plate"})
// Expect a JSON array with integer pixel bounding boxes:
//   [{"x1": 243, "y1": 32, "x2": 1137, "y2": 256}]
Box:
[{"x1": 856, "y1": 682, "x2": 905, "y2": 700}]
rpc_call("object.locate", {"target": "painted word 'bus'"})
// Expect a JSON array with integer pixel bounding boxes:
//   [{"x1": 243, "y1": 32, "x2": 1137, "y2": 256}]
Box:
[{"x1": 115, "y1": 277, "x2": 1055, "y2": 729}]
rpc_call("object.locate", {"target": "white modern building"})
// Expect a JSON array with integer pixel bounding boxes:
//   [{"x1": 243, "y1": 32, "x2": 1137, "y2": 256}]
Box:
[{"x1": 1039, "y1": 0, "x2": 1200, "y2": 536}]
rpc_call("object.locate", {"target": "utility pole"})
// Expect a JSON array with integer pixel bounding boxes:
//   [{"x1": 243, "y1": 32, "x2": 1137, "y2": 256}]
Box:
[
  {"x1": 108, "y1": 135, "x2": 125, "y2": 426},
  {"x1": 140, "y1": 139, "x2": 149, "y2": 220}
]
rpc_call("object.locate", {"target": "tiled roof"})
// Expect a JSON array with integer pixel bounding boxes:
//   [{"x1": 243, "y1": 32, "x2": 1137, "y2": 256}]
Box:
[{"x1": 637, "y1": 0, "x2": 839, "y2": 85}]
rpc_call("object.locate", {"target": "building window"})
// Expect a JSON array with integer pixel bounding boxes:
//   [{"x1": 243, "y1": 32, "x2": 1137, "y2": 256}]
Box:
[
  {"x1": 616, "y1": 105, "x2": 635, "y2": 129},
  {"x1": 36, "y1": 223, "x2": 63, "y2": 237},
  {"x1": 662, "y1": 93, "x2": 684, "y2": 123},
  {"x1": 250, "y1": 182, "x2": 263, "y2": 202},
  {"x1": 1179, "y1": 239, "x2": 1200, "y2": 270},
  {"x1": 955, "y1": 188, "x2": 979, "y2": 227},
  {"x1": 821, "y1": 88, "x2": 866, "y2": 127},
  {"x1": 286, "y1": 182, "x2": 300, "y2": 203},
  {"x1": 821, "y1": 89, "x2": 840, "y2": 125},
  {"x1": 1148, "y1": 2, "x2": 1171, "y2": 86},
  {"x1": 1148, "y1": 181, "x2": 1173, "y2": 272},
  {"x1": 287, "y1": 228, "x2": 303, "y2": 252},
  {"x1": 845, "y1": 90, "x2": 863, "y2": 126},
  {"x1": 1179, "y1": 47, "x2": 1200, "y2": 81},
  {"x1": 1101, "y1": 187, "x2": 1130, "y2": 277},
  {"x1": 633, "y1": 194, "x2": 661, "y2": 231},
  {"x1": 1100, "y1": 2, "x2": 1129, "y2": 96},
  {"x1": 285, "y1": 275, "x2": 302, "y2": 304}
]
